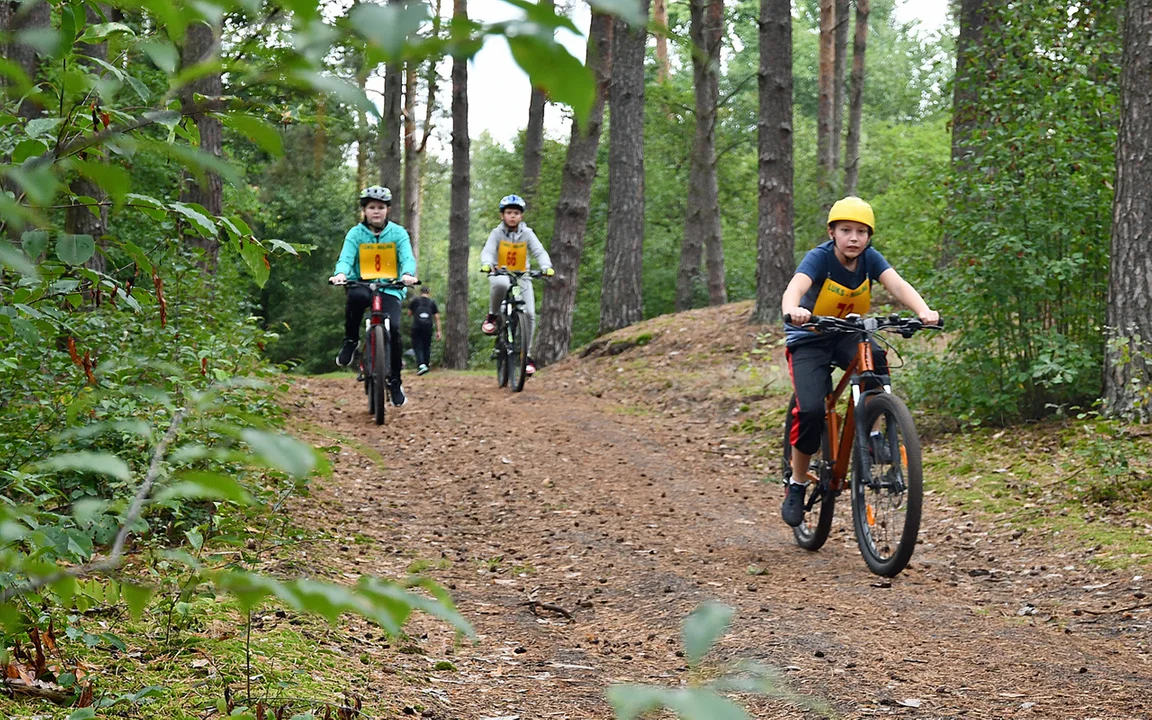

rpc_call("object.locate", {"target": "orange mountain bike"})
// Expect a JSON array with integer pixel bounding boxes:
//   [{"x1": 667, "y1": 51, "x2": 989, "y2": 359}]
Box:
[{"x1": 782, "y1": 313, "x2": 942, "y2": 577}]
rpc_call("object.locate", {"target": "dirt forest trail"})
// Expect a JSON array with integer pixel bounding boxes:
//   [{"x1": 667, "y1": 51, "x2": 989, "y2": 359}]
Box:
[{"x1": 285, "y1": 319, "x2": 1151, "y2": 719}]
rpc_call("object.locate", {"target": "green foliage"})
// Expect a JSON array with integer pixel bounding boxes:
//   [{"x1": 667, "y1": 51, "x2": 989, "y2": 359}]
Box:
[
  {"x1": 606, "y1": 603, "x2": 827, "y2": 719},
  {"x1": 922, "y1": 1, "x2": 1121, "y2": 422}
]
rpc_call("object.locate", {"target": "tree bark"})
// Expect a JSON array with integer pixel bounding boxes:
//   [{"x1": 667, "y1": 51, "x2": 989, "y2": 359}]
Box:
[
  {"x1": 521, "y1": 0, "x2": 553, "y2": 207},
  {"x1": 600, "y1": 0, "x2": 651, "y2": 335},
  {"x1": 753, "y1": 0, "x2": 795, "y2": 324},
  {"x1": 942, "y1": 0, "x2": 992, "y2": 264},
  {"x1": 653, "y1": 0, "x2": 670, "y2": 82},
  {"x1": 69, "y1": 6, "x2": 109, "y2": 273},
  {"x1": 380, "y1": 57, "x2": 404, "y2": 212},
  {"x1": 677, "y1": 0, "x2": 726, "y2": 310},
  {"x1": 1103, "y1": 0, "x2": 1152, "y2": 421},
  {"x1": 831, "y1": 0, "x2": 850, "y2": 172},
  {"x1": 403, "y1": 60, "x2": 420, "y2": 255},
  {"x1": 535, "y1": 12, "x2": 613, "y2": 366},
  {"x1": 357, "y1": 66, "x2": 370, "y2": 192},
  {"x1": 1, "y1": 0, "x2": 50, "y2": 119},
  {"x1": 444, "y1": 0, "x2": 472, "y2": 369},
  {"x1": 843, "y1": 0, "x2": 869, "y2": 196},
  {"x1": 816, "y1": 0, "x2": 835, "y2": 195},
  {"x1": 179, "y1": 20, "x2": 223, "y2": 268}
]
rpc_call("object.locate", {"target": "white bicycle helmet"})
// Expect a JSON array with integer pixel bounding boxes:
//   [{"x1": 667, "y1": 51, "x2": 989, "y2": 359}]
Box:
[
  {"x1": 360, "y1": 185, "x2": 392, "y2": 206},
  {"x1": 499, "y1": 194, "x2": 526, "y2": 212}
]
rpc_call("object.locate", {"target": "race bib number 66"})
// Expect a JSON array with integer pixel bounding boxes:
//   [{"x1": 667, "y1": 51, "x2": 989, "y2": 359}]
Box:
[{"x1": 496, "y1": 240, "x2": 527, "y2": 272}]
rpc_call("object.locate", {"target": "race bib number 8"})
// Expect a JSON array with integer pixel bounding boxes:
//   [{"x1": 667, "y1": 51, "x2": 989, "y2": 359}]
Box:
[
  {"x1": 496, "y1": 240, "x2": 527, "y2": 272},
  {"x1": 359, "y1": 242, "x2": 398, "y2": 280}
]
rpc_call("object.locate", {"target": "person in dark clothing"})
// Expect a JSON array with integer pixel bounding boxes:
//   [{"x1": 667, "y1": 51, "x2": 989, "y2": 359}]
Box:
[{"x1": 408, "y1": 286, "x2": 441, "y2": 375}]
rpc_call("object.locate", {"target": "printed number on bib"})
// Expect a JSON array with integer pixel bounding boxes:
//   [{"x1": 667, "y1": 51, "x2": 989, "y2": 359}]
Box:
[
  {"x1": 811, "y1": 277, "x2": 872, "y2": 318},
  {"x1": 359, "y1": 243, "x2": 398, "y2": 280},
  {"x1": 496, "y1": 240, "x2": 527, "y2": 272}
]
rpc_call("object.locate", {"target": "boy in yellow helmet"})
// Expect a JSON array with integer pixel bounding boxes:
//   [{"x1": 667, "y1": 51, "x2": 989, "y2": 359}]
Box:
[{"x1": 779, "y1": 197, "x2": 939, "y2": 527}]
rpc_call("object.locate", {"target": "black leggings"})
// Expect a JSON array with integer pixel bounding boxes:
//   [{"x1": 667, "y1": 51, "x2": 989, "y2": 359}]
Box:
[
  {"x1": 786, "y1": 334, "x2": 889, "y2": 456},
  {"x1": 345, "y1": 285, "x2": 403, "y2": 383}
]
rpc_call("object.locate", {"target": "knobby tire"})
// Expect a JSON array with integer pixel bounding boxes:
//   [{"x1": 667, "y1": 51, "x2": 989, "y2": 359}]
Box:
[
  {"x1": 851, "y1": 392, "x2": 922, "y2": 577},
  {"x1": 510, "y1": 310, "x2": 528, "y2": 393},
  {"x1": 782, "y1": 394, "x2": 836, "y2": 551},
  {"x1": 372, "y1": 325, "x2": 387, "y2": 426}
]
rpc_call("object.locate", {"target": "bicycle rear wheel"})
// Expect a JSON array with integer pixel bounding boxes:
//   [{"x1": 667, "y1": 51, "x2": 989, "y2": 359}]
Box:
[
  {"x1": 371, "y1": 324, "x2": 387, "y2": 426},
  {"x1": 782, "y1": 395, "x2": 836, "y2": 551},
  {"x1": 851, "y1": 392, "x2": 922, "y2": 577},
  {"x1": 509, "y1": 310, "x2": 528, "y2": 392}
]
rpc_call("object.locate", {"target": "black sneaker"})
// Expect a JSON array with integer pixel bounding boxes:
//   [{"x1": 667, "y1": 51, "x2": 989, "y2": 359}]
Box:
[
  {"x1": 390, "y1": 382, "x2": 406, "y2": 407},
  {"x1": 336, "y1": 339, "x2": 357, "y2": 367},
  {"x1": 869, "y1": 431, "x2": 892, "y2": 464},
  {"x1": 781, "y1": 482, "x2": 807, "y2": 527}
]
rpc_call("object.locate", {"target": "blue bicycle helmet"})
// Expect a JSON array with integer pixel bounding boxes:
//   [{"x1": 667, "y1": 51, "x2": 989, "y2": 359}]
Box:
[
  {"x1": 360, "y1": 185, "x2": 392, "y2": 206},
  {"x1": 499, "y1": 194, "x2": 526, "y2": 212}
]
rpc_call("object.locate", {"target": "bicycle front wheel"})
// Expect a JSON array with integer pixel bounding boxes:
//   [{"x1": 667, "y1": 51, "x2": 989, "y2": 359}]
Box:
[
  {"x1": 851, "y1": 392, "x2": 922, "y2": 577},
  {"x1": 496, "y1": 319, "x2": 509, "y2": 388},
  {"x1": 509, "y1": 311, "x2": 528, "y2": 392},
  {"x1": 371, "y1": 324, "x2": 387, "y2": 426},
  {"x1": 782, "y1": 394, "x2": 836, "y2": 551}
]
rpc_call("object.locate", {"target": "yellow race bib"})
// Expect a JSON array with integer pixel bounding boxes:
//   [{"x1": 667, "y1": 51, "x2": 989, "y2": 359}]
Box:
[
  {"x1": 811, "y1": 277, "x2": 872, "y2": 318},
  {"x1": 359, "y1": 242, "x2": 397, "y2": 280},
  {"x1": 496, "y1": 240, "x2": 527, "y2": 272}
]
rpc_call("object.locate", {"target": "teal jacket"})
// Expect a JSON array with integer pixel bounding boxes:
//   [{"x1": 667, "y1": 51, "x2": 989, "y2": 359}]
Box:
[{"x1": 334, "y1": 221, "x2": 417, "y2": 300}]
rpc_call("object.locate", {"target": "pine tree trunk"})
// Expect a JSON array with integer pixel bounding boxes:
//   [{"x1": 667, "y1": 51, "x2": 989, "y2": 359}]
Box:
[
  {"x1": 600, "y1": 0, "x2": 651, "y2": 335},
  {"x1": 816, "y1": 0, "x2": 835, "y2": 195},
  {"x1": 1, "y1": 0, "x2": 50, "y2": 119},
  {"x1": 403, "y1": 61, "x2": 420, "y2": 255},
  {"x1": 943, "y1": 0, "x2": 992, "y2": 265},
  {"x1": 1103, "y1": 0, "x2": 1152, "y2": 421},
  {"x1": 381, "y1": 57, "x2": 403, "y2": 211},
  {"x1": 831, "y1": 0, "x2": 849, "y2": 173},
  {"x1": 843, "y1": 0, "x2": 869, "y2": 196},
  {"x1": 521, "y1": 0, "x2": 552, "y2": 207},
  {"x1": 69, "y1": 6, "x2": 108, "y2": 273},
  {"x1": 654, "y1": 0, "x2": 670, "y2": 82},
  {"x1": 535, "y1": 12, "x2": 613, "y2": 366},
  {"x1": 179, "y1": 20, "x2": 223, "y2": 269},
  {"x1": 678, "y1": 0, "x2": 726, "y2": 310},
  {"x1": 444, "y1": 0, "x2": 472, "y2": 369},
  {"x1": 752, "y1": 0, "x2": 795, "y2": 324},
  {"x1": 357, "y1": 67, "x2": 370, "y2": 192}
]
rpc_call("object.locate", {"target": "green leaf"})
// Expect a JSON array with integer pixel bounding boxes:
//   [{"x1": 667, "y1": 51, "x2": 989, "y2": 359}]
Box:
[
  {"x1": 221, "y1": 113, "x2": 284, "y2": 156},
  {"x1": 0, "y1": 244, "x2": 38, "y2": 277},
  {"x1": 25, "y1": 118, "x2": 61, "y2": 142},
  {"x1": 78, "y1": 22, "x2": 136, "y2": 43},
  {"x1": 351, "y1": 2, "x2": 430, "y2": 60},
  {"x1": 12, "y1": 139, "x2": 47, "y2": 163},
  {"x1": 293, "y1": 71, "x2": 377, "y2": 117},
  {"x1": 21, "y1": 229, "x2": 49, "y2": 259},
  {"x1": 122, "y1": 583, "x2": 153, "y2": 620},
  {"x1": 74, "y1": 159, "x2": 131, "y2": 202},
  {"x1": 170, "y1": 201, "x2": 218, "y2": 237},
  {"x1": 240, "y1": 240, "x2": 270, "y2": 288},
  {"x1": 68, "y1": 709, "x2": 97, "y2": 720},
  {"x1": 241, "y1": 429, "x2": 316, "y2": 478},
  {"x1": 72, "y1": 498, "x2": 110, "y2": 526},
  {"x1": 501, "y1": 0, "x2": 580, "y2": 32},
  {"x1": 155, "y1": 471, "x2": 253, "y2": 504},
  {"x1": 125, "y1": 193, "x2": 167, "y2": 223},
  {"x1": 118, "y1": 237, "x2": 156, "y2": 272},
  {"x1": 682, "y1": 602, "x2": 734, "y2": 666},
  {"x1": 57, "y1": 234, "x2": 96, "y2": 265},
  {"x1": 267, "y1": 238, "x2": 299, "y2": 256},
  {"x1": 6, "y1": 162, "x2": 61, "y2": 205},
  {"x1": 506, "y1": 35, "x2": 595, "y2": 127},
  {"x1": 39, "y1": 452, "x2": 130, "y2": 481},
  {"x1": 606, "y1": 685, "x2": 672, "y2": 719},
  {"x1": 140, "y1": 38, "x2": 179, "y2": 73}
]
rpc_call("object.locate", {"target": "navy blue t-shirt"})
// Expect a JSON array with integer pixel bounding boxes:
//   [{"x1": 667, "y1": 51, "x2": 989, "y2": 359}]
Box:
[{"x1": 786, "y1": 240, "x2": 891, "y2": 347}]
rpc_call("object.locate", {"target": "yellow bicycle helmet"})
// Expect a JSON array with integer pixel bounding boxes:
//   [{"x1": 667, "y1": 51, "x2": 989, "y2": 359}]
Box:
[{"x1": 827, "y1": 196, "x2": 875, "y2": 234}]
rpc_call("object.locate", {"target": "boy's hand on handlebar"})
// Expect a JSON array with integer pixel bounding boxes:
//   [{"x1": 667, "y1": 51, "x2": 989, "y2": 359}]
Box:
[
  {"x1": 329, "y1": 273, "x2": 347, "y2": 285},
  {"x1": 543, "y1": 267, "x2": 555, "y2": 277},
  {"x1": 479, "y1": 264, "x2": 492, "y2": 273},
  {"x1": 784, "y1": 307, "x2": 811, "y2": 325},
  {"x1": 919, "y1": 309, "x2": 940, "y2": 325},
  {"x1": 402, "y1": 274, "x2": 418, "y2": 287}
]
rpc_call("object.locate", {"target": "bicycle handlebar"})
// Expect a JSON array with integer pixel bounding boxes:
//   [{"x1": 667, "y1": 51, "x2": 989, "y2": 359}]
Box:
[
  {"x1": 783, "y1": 313, "x2": 944, "y2": 335},
  {"x1": 485, "y1": 268, "x2": 550, "y2": 279},
  {"x1": 328, "y1": 278, "x2": 421, "y2": 289}
]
